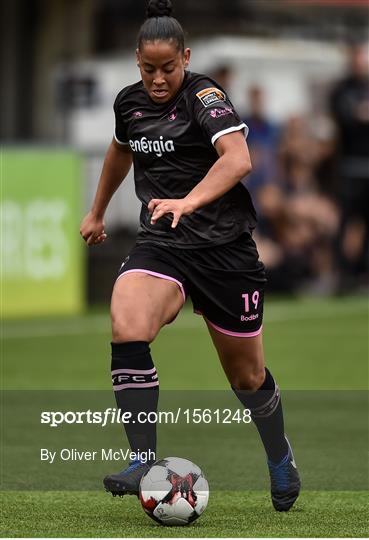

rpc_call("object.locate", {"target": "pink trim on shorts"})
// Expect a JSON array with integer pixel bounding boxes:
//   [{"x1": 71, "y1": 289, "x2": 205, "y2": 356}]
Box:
[
  {"x1": 117, "y1": 269, "x2": 186, "y2": 302},
  {"x1": 204, "y1": 314, "x2": 263, "y2": 338},
  {"x1": 113, "y1": 381, "x2": 159, "y2": 391},
  {"x1": 111, "y1": 367, "x2": 157, "y2": 376}
]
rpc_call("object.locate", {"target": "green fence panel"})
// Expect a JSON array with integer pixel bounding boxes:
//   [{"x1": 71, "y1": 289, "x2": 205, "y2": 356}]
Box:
[{"x1": 1, "y1": 149, "x2": 84, "y2": 317}]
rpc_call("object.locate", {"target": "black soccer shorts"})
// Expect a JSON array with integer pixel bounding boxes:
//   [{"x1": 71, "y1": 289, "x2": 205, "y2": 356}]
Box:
[{"x1": 116, "y1": 233, "x2": 267, "y2": 337}]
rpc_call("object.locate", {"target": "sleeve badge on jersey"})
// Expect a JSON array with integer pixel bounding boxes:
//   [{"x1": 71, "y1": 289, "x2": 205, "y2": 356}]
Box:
[
  {"x1": 209, "y1": 107, "x2": 233, "y2": 118},
  {"x1": 196, "y1": 87, "x2": 226, "y2": 107}
]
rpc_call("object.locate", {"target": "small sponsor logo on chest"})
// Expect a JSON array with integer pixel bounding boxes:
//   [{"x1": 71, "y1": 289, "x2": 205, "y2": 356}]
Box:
[
  {"x1": 167, "y1": 107, "x2": 177, "y2": 121},
  {"x1": 129, "y1": 136, "x2": 175, "y2": 157}
]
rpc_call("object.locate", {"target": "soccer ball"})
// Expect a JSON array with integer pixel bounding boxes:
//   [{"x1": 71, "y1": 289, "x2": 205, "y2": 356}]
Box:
[{"x1": 139, "y1": 457, "x2": 209, "y2": 526}]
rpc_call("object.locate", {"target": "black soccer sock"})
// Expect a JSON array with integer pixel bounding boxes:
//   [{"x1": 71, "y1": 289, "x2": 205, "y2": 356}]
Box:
[
  {"x1": 233, "y1": 368, "x2": 288, "y2": 463},
  {"x1": 111, "y1": 341, "x2": 158, "y2": 464}
]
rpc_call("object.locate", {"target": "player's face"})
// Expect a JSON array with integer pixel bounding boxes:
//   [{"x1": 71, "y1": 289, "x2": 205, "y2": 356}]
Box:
[{"x1": 137, "y1": 41, "x2": 191, "y2": 103}]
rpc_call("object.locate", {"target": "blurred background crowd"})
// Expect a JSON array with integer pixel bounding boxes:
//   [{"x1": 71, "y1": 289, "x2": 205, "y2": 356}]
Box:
[
  {"x1": 2, "y1": 0, "x2": 368, "y2": 313},
  {"x1": 238, "y1": 42, "x2": 369, "y2": 296}
]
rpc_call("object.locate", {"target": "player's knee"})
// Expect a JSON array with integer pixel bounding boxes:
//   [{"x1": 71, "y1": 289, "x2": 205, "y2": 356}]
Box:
[
  {"x1": 232, "y1": 366, "x2": 265, "y2": 392},
  {"x1": 111, "y1": 313, "x2": 157, "y2": 343}
]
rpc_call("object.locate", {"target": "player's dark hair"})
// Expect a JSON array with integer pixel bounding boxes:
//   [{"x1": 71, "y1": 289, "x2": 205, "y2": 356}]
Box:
[{"x1": 138, "y1": 0, "x2": 185, "y2": 53}]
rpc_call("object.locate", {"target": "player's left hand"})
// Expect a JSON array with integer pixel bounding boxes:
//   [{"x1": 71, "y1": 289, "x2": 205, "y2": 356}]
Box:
[{"x1": 148, "y1": 198, "x2": 193, "y2": 228}]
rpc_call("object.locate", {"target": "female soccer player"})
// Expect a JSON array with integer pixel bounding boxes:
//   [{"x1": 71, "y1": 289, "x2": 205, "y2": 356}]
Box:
[{"x1": 80, "y1": 0, "x2": 300, "y2": 512}]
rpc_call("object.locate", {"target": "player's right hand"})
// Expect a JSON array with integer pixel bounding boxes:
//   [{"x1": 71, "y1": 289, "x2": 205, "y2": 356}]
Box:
[{"x1": 80, "y1": 211, "x2": 107, "y2": 245}]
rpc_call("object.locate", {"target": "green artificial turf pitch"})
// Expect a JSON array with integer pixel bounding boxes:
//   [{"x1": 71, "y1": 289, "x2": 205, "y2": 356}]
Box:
[
  {"x1": 1, "y1": 491, "x2": 368, "y2": 537},
  {"x1": 1, "y1": 297, "x2": 368, "y2": 537}
]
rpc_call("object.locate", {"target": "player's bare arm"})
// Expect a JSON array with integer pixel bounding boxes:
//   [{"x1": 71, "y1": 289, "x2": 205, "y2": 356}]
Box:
[
  {"x1": 149, "y1": 130, "x2": 251, "y2": 228},
  {"x1": 80, "y1": 139, "x2": 133, "y2": 245}
]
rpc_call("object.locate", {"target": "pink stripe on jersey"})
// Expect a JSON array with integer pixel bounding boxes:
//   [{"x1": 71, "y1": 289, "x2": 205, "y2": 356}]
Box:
[
  {"x1": 113, "y1": 381, "x2": 159, "y2": 391},
  {"x1": 117, "y1": 269, "x2": 186, "y2": 302},
  {"x1": 111, "y1": 367, "x2": 157, "y2": 376},
  {"x1": 205, "y1": 317, "x2": 263, "y2": 338}
]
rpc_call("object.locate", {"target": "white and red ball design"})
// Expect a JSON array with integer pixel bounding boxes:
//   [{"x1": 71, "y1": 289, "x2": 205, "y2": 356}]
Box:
[{"x1": 139, "y1": 457, "x2": 209, "y2": 526}]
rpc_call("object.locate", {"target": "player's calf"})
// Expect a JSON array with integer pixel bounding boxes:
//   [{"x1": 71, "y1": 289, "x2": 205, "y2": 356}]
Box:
[
  {"x1": 106, "y1": 341, "x2": 158, "y2": 497},
  {"x1": 233, "y1": 367, "x2": 301, "y2": 510}
]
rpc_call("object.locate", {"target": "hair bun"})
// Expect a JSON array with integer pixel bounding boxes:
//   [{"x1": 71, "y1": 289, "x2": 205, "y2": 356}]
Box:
[{"x1": 147, "y1": 0, "x2": 173, "y2": 18}]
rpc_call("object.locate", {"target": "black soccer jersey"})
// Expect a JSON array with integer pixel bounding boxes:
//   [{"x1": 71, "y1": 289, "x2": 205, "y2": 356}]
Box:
[{"x1": 114, "y1": 71, "x2": 257, "y2": 248}]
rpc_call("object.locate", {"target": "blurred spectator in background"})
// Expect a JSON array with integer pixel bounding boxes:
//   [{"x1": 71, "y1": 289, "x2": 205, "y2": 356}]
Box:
[
  {"x1": 243, "y1": 85, "x2": 280, "y2": 153},
  {"x1": 277, "y1": 115, "x2": 339, "y2": 294},
  {"x1": 329, "y1": 41, "x2": 369, "y2": 292},
  {"x1": 241, "y1": 85, "x2": 280, "y2": 220},
  {"x1": 310, "y1": 113, "x2": 338, "y2": 199},
  {"x1": 240, "y1": 86, "x2": 293, "y2": 291},
  {"x1": 208, "y1": 64, "x2": 233, "y2": 93}
]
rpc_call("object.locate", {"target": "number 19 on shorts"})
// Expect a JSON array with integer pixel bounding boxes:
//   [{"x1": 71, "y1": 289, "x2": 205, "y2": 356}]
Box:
[{"x1": 240, "y1": 291, "x2": 260, "y2": 322}]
